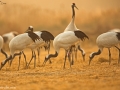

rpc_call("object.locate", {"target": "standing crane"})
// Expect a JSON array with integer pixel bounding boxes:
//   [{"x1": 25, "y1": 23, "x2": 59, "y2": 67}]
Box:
[{"x1": 64, "y1": 3, "x2": 87, "y2": 64}]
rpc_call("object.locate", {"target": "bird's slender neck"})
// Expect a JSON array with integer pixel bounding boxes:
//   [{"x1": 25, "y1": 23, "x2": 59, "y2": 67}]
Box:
[
  {"x1": 72, "y1": 5, "x2": 75, "y2": 19},
  {"x1": 89, "y1": 49, "x2": 101, "y2": 65},
  {"x1": 0, "y1": 52, "x2": 22, "y2": 70},
  {"x1": 43, "y1": 51, "x2": 58, "y2": 65},
  {"x1": 90, "y1": 49, "x2": 101, "y2": 59},
  {"x1": 0, "y1": 55, "x2": 12, "y2": 70},
  {"x1": 1, "y1": 49, "x2": 8, "y2": 58},
  {"x1": 14, "y1": 52, "x2": 22, "y2": 58},
  {"x1": 47, "y1": 51, "x2": 58, "y2": 60},
  {"x1": 78, "y1": 45, "x2": 85, "y2": 55}
]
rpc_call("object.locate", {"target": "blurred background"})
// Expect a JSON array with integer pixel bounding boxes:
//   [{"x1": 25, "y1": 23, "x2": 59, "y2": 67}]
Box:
[{"x1": 0, "y1": 0, "x2": 120, "y2": 45}]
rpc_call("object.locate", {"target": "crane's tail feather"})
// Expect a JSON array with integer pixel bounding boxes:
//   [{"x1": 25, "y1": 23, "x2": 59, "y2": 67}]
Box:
[
  {"x1": 74, "y1": 30, "x2": 89, "y2": 41},
  {"x1": 41, "y1": 30, "x2": 54, "y2": 42}
]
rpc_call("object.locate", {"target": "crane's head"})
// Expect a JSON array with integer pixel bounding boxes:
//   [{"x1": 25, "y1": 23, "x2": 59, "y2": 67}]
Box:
[
  {"x1": 72, "y1": 3, "x2": 78, "y2": 10},
  {"x1": 42, "y1": 55, "x2": 50, "y2": 66},
  {"x1": 25, "y1": 26, "x2": 33, "y2": 33},
  {"x1": 12, "y1": 31, "x2": 19, "y2": 36},
  {"x1": 89, "y1": 49, "x2": 101, "y2": 65},
  {"x1": 28, "y1": 26, "x2": 33, "y2": 31},
  {"x1": 43, "y1": 52, "x2": 58, "y2": 66},
  {"x1": 0, "y1": 55, "x2": 12, "y2": 70},
  {"x1": 0, "y1": 62, "x2": 4, "y2": 70},
  {"x1": 45, "y1": 55, "x2": 50, "y2": 61},
  {"x1": 89, "y1": 53, "x2": 94, "y2": 65}
]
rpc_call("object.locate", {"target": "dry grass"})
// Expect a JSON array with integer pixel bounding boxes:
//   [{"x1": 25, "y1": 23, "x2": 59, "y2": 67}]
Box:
[
  {"x1": 0, "y1": 2, "x2": 120, "y2": 90},
  {"x1": 0, "y1": 47, "x2": 120, "y2": 90}
]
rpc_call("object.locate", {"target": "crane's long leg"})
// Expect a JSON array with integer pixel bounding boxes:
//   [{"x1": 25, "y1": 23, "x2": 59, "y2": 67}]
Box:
[
  {"x1": 71, "y1": 50, "x2": 74, "y2": 65},
  {"x1": 41, "y1": 42, "x2": 52, "y2": 65},
  {"x1": 0, "y1": 55, "x2": 12, "y2": 70},
  {"x1": 74, "y1": 46, "x2": 77, "y2": 60},
  {"x1": 18, "y1": 54, "x2": 21, "y2": 70},
  {"x1": 47, "y1": 43, "x2": 52, "y2": 64},
  {"x1": 108, "y1": 48, "x2": 111, "y2": 65},
  {"x1": 1, "y1": 49, "x2": 9, "y2": 65},
  {"x1": 70, "y1": 45, "x2": 74, "y2": 65},
  {"x1": 68, "y1": 50, "x2": 72, "y2": 68},
  {"x1": 63, "y1": 50, "x2": 67, "y2": 69},
  {"x1": 1, "y1": 49, "x2": 8, "y2": 58},
  {"x1": 78, "y1": 45, "x2": 85, "y2": 61},
  {"x1": 17, "y1": 51, "x2": 27, "y2": 70},
  {"x1": 33, "y1": 51, "x2": 36, "y2": 68},
  {"x1": 9, "y1": 58, "x2": 14, "y2": 67},
  {"x1": 115, "y1": 46, "x2": 120, "y2": 64},
  {"x1": 37, "y1": 47, "x2": 40, "y2": 64},
  {"x1": 27, "y1": 50, "x2": 36, "y2": 68},
  {"x1": 21, "y1": 51, "x2": 27, "y2": 68},
  {"x1": 64, "y1": 48, "x2": 72, "y2": 69},
  {"x1": 10, "y1": 52, "x2": 22, "y2": 67}
]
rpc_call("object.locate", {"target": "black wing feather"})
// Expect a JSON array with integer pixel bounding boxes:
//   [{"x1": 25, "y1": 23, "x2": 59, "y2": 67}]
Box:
[
  {"x1": 116, "y1": 32, "x2": 120, "y2": 41},
  {"x1": 28, "y1": 32, "x2": 40, "y2": 42},
  {"x1": 74, "y1": 30, "x2": 89, "y2": 41},
  {"x1": 41, "y1": 30, "x2": 54, "y2": 42}
]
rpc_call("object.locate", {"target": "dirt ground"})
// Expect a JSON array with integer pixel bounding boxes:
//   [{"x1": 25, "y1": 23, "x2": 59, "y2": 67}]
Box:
[{"x1": 0, "y1": 47, "x2": 120, "y2": 90}]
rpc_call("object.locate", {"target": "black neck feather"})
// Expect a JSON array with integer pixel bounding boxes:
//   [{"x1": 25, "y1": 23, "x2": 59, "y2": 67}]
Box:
[
  {"x1": 0, "y1": 55, "x2": 12, "y2": 70},
  {"x1": 0, "y1": 52, "x2": 22, "y2": 70},
  {"x1": 46, "y1": 51, "x2": 58, "y2": 60},
  {"x1": 14, "y1": 52, "x2": 22, "y2": 58},
  {"x1": 78, "y1": 45, "x2": 84, "y2": 53},
  {"x1": 1, "y1": 49, "x2": 8, "y2": 58},
  {"x1": 72, "y1": 5, "x2": 75, "y2": 18},
  {"x1": 90, "y1": 49, "x2": 101, "y2": 60},
  {"x1": 116, "y1": 32, "x2": 120, "y2": 41}
]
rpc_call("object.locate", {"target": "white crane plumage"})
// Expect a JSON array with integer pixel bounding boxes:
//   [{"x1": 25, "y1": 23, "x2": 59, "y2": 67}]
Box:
[
  {"x1": 43, "y1": 30, "x2": 88, "y2": 68},
  {"x1": 0, "y1": 35, "x2": 8, "y2": 58},
  {"x1": 2, "y1": 31, "x2": 19, "y2": 50},
  {"x1": 64, "y1": 3, "x2": 78, "y2": 32},
  {"x1": 64, "y1": 3, "x2": 86, "y2": 62},
  {"x1": 0, "y1": 26, "x2": 40, "y2": 70},
  {"x1": 26, "y1": 30, "x2": 54, "y2": 68},
  {"x1": 89, "y1": 31, "x2": 120, "y2": 65},
  {"x1": 110, "y1": 28, "x2": 120, "y2": 32}
]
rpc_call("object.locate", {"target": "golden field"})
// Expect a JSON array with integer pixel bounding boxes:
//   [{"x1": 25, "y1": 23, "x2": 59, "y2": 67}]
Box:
[
  {"x1": 0, "y1": 46, "x2": 120, "y2": 90},
  {"x1": 0, "y1": 0, "x2": 120, "y2": 90}
]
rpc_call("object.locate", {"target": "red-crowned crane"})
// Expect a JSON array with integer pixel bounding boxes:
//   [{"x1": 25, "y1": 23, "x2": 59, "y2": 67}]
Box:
[
  {"x1": 2, "y1": 31, "x2": 19, "y2": 50},
  {"x1": 26, "y1": 30, "x2": 54, "y2": 68},
  {"x1": 64, "y1": 3, "x2": 86, "y2": 63},
  {"x1": 0, "y1": 35, "x2": 8, "y2": 58},
  {"x1": 0, "y1": 26, "x2": 40, "y2": 70},
  {"x1": 43, "y1": 30, "x2": 88, "y2": 68},
  {"x1": 89, "y1": 31, "x2": 120, "y2": 65}
]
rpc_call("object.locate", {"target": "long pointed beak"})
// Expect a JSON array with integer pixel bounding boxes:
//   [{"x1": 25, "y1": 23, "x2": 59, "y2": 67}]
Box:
[
  {"x1": 75, "y1": 5, "x2": 79, "y2": 10},
  {"x1": 89, "y1": 58, "x2": 92, "y2": 65},
  {"x1": 42, "y1": 59, "x2": 48, "y2": 67},
  {"x1": 42, "y1": 60, "x2": 46, "y2": 67},
  {"x1": 25, "y1": 29, "x2": 31, "y2": 33},
  {"x1": 0, "y1": 56, "x2": 12, "y2": 70},
  {"x1": 0, "y1": 62, "x2": 4, "y2": 70},
  {"x1": 82, "y1": 54, "x2": 85, "y2": 61}
]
